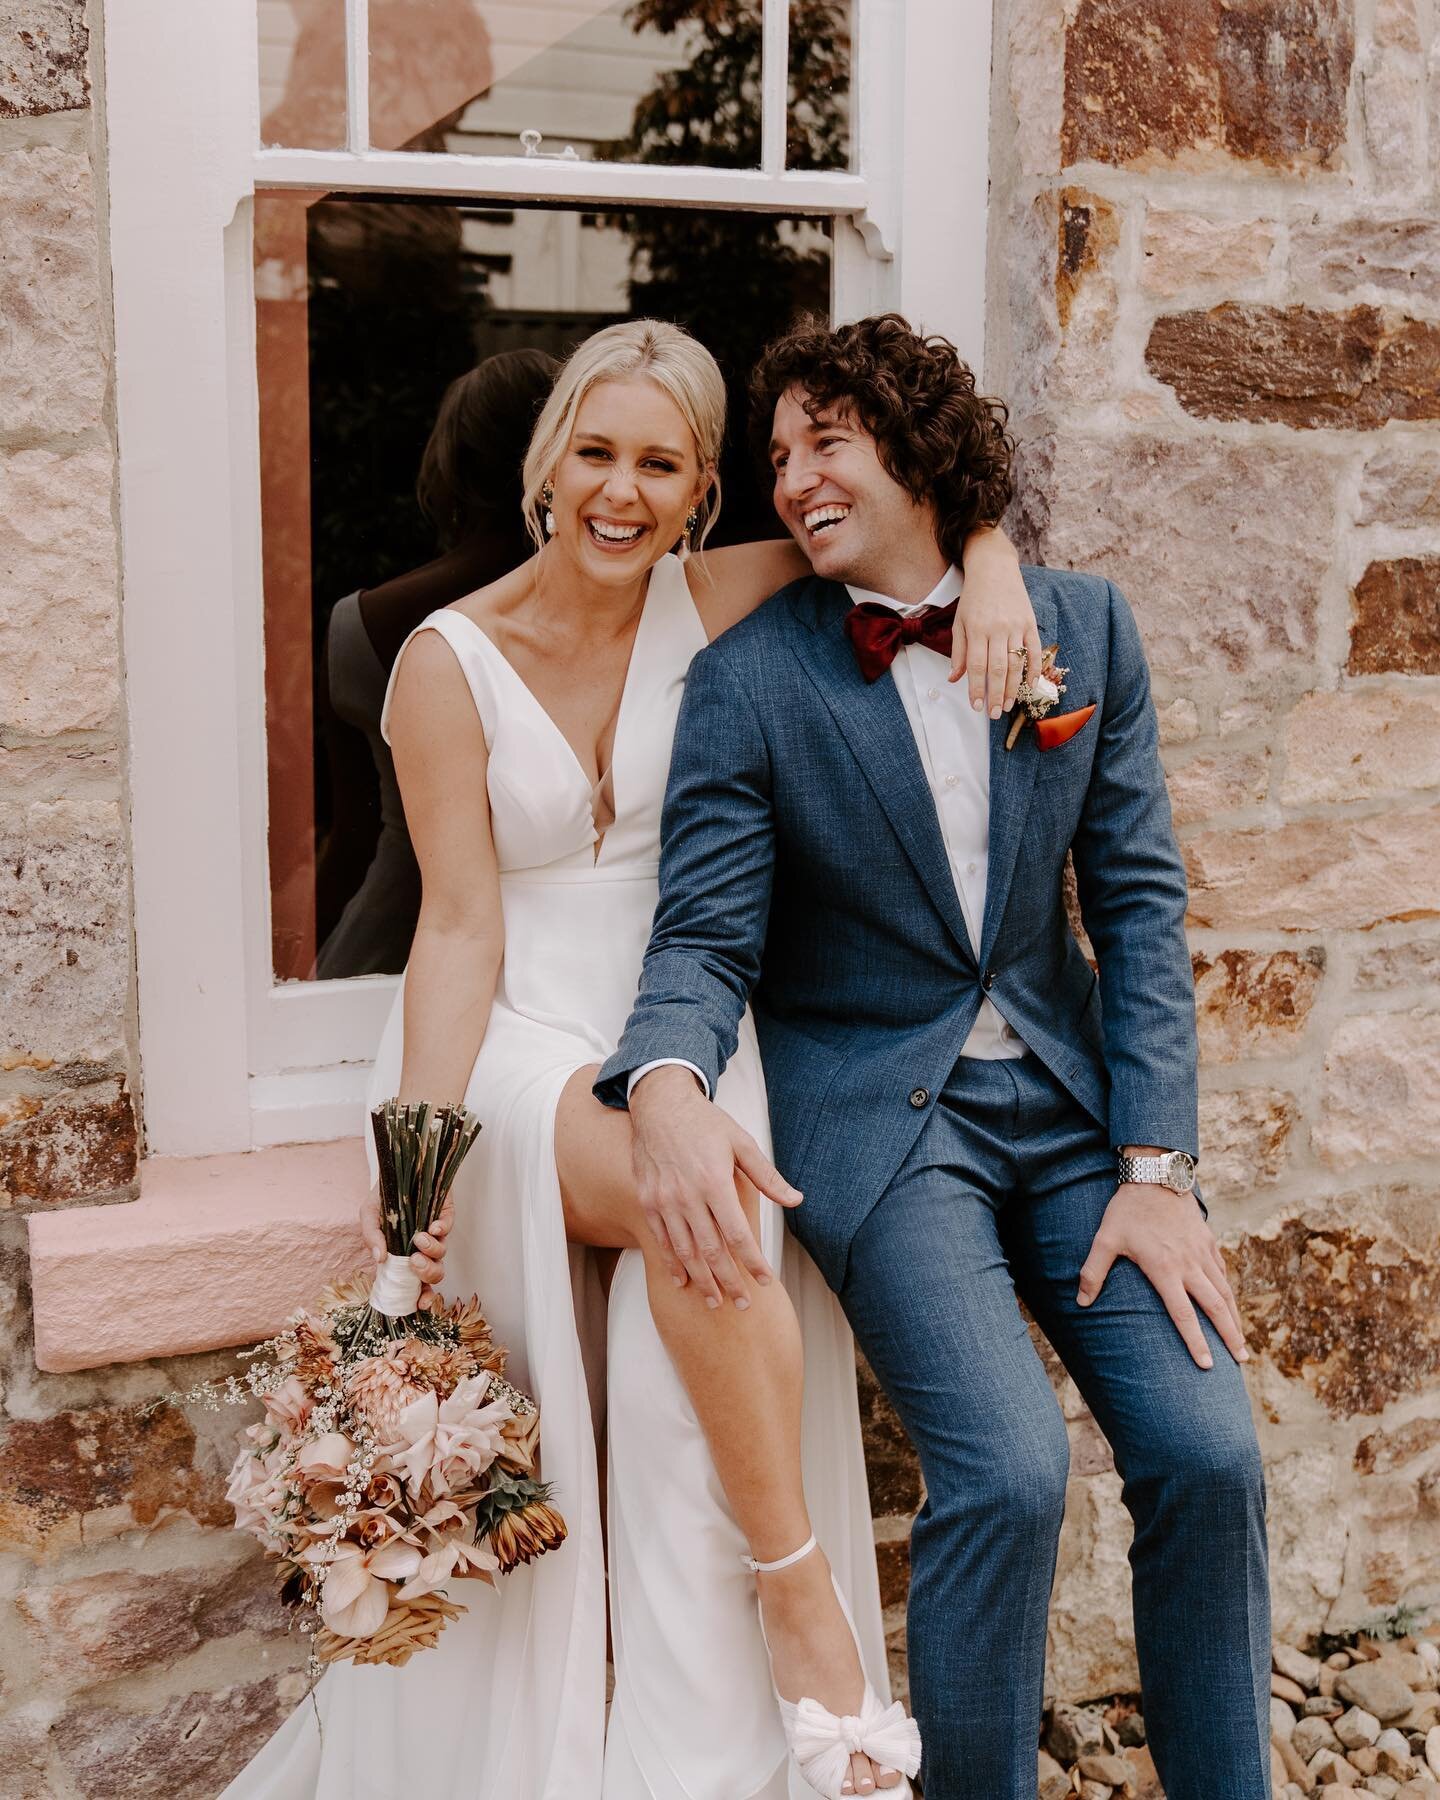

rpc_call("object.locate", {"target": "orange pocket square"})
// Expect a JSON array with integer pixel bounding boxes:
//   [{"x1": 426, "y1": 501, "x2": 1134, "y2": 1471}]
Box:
[{"x1": 1035, "y1": 703, "x2": 1096, "y2": 751}]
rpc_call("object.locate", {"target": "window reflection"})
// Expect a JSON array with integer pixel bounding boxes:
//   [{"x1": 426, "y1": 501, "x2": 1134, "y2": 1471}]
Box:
[{"x1": 258, "y1": 193, "x2": 831, "y2": 981}]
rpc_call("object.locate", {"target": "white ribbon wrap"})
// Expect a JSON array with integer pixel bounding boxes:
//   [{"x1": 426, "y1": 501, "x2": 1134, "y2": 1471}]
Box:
[{"x1": 368, "y1": 1253, "x2": 423, "y2": 1319}]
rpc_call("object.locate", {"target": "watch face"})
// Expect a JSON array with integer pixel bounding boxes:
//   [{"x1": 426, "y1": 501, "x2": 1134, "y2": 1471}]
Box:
[{"x1": 1166, "y1": 1153, "x2": 1197, "y2": 1192}]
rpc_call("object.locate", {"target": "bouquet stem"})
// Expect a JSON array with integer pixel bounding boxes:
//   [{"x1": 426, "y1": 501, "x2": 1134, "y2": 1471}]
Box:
[{"x1": 355, "y1": 1100, "x2": 482, "y2": 1341}]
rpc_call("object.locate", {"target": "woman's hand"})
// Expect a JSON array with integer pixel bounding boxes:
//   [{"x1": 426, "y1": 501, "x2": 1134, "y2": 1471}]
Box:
[
  {"x1": 950, "y1": 525, "x2": 1043, "y2": 719},
  {"x1": 359, "y1": 1188, "x2": 455, "y2": 1310}
]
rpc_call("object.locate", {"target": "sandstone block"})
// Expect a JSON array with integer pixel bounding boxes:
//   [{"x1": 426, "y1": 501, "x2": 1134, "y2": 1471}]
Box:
[
  {"x1": 1230, "y1": 1198, "x2": 1440, "y2": 1417},
  {"x1": 1350, "y1": 560, "x2": 1440, "y2": 675},
  {"x1": 1141, "y1": 209, "x2": 1275, "y2": 297},
  {"x1": 1265, "y1": 1448, "x2": 1347, "y2": 1646},
  {"x1": 1193, "y1": 948, "x2": 1324, "y2": 1064},
  {"x1": 1185, "y1": 807, "x2": 1440, "y2": 931},
  {"x1": 1056, "y1": 186, "x2": 1120, "y2": 326},
  {"x1": 873, "y1": 1535, "x2": 909, "y2": 1610},
  {"x1": 1146, "y1": 304, "x2": 1440, "y2": 430},
  {"x1": 27, "y1": 1139, "x2": 371, "y2": 1371},
  {"x1": 1362, "y1": 53, "x2": 1424, "y2": 193},
  {"x1": 1357, "y1": 447, "x2": 1440, "y2": 526},
  {"x1": 1156, "y1": 695, "x2": 1201, "y2": 744},
  {"x1": 1316, "y1": 1010, "x2": 1440, "y2": 1169},
  {"x1": 1165, "y1": 747, "x2": 1268, "y2": 825},
  {"x1": 13, "y1": 1558, "x2": 288, "y2": 1681},
  {"x1": 1376, "y1": 0, "x2": 1422, "y2": 51},
  {"x1": 1340, "y1": 1706, "x2": 1387, "y2": 1748},
  {"x1": 1280, "y1": 691, "x2": 1440, "y2": 805},
  {"x1": 0, "y1": 1074, "x2": 137, "y2": 1206},
  {"x1": 55, "y1": 1674, "x2": 306, "y2": 1799},
  {"x1": 0, "y1": 146, "x2": 107, "y2": 434},
  {"x1": 1292, "y1": 216, "x2": 1440, "y2": 306},
  {"x1": 0, "y1": 1705, "x2": 54, "y2": 1799},
  {"x1": 1197, "y1": 1088, "x2": 1297, "y2": 1204},
  {"x1": 0, "y1": 1401, "x2": 229, "y2": 1555},
  {"x1": 0, "y1": 795, "x2": 131, "y2": 1068},
  {"x1": 857, "y1": 1353, "x2": 922, "y2": 1515},
  {"x1": 1037, "y1": 434, "x2": 1332, "y2": 679},
  {"x1": 1047, "y1": 1471, "x2": 1139, "y2": 1699},
  {"x1": 1296, "y1": 1712, "x2": 1344, "y2": 1757},
  {"x1": 0, "y1": 0, "x2": 88, "y2": 116},
  {"x1": 1061, "y1": 0, "x2": 1352, "y2": 170},
  {"x1": 1355, "y1": 1415, "x2": 1440, "y2": 1475},
  {"x1": 0, "y1": 446, "x2": 119, "y2": 733}
]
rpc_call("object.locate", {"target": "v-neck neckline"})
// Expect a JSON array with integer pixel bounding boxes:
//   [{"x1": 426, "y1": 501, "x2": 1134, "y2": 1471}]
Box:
[{"x1": 445, "y1": 575, "x2": 655, "y2": 861}]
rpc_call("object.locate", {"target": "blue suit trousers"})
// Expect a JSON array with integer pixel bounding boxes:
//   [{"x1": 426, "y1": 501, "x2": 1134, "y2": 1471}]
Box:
[{"x1": 838, "y1": 1054, "x2": 1271, "y2": 1799}]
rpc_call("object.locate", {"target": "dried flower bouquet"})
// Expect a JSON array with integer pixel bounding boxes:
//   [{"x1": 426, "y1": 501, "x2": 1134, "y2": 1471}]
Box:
[{"x1": 176, "y1": 1101, "x2": 566, "y2": 1674}]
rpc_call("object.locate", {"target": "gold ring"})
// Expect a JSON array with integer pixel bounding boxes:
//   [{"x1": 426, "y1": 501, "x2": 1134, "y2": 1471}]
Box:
[{"x1": 1008, "y1": 647, "x2": 1027, "y2": 658}]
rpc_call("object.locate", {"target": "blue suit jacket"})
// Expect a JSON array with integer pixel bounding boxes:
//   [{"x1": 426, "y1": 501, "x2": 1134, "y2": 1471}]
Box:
[{"x1": 596, "y1": 567, "x2": 1199, "y2": 1291}]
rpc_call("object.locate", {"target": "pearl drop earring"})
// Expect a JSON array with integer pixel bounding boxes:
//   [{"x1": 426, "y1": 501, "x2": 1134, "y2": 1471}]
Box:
[{"x1": 542, "y1": 479, "x2": 556, "y2": 538}]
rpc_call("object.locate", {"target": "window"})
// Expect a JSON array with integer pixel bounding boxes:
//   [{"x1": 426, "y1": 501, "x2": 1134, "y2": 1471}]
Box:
[{"x1": 108, "y1": 0, "x2": 989, "y2": 1156}]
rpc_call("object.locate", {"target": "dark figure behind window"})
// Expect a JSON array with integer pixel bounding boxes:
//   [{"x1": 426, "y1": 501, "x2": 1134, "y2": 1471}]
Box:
[{"x1": 315, "y1": 348, "x2": 559, "y2": 978}]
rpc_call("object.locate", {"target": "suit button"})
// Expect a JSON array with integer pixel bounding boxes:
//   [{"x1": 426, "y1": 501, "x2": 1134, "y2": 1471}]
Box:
[
  {"x1": 909, "y1": 1087, "x2": 930, "y2": 1109},
  {"x1": 982, "y1": 969, "x2": 996, "y2": 992}
]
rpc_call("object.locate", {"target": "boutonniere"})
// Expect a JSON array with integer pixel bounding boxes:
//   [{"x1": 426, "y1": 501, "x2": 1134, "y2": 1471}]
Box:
[{"x1": 1004, "y1": 644, "x2": 1068, "y2": 750}]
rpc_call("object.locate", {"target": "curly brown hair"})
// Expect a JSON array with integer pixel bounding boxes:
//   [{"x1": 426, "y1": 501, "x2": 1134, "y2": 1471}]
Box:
[{"x1": 749, "y1": 313, "x2": 1014, "y2": 565}]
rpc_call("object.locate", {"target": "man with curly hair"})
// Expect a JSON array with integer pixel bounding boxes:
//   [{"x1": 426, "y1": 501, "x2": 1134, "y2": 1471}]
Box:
[{"x1": 598, "y1": 314, "x2": 1269, "y2": 1798}]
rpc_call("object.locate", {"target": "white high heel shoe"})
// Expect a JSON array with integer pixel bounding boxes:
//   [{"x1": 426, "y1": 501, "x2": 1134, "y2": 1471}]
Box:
[{"x1": 743, "y1": 1535, "x2": 922, "y2": 1799}]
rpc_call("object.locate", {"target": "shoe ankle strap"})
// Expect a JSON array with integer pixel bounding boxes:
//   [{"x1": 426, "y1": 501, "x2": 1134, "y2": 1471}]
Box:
[{"x1": 741, "y1": 1532, "x2": 818, "y2": 1575}]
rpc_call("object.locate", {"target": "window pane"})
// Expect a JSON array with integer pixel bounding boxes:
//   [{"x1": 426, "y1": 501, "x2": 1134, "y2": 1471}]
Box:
[
  {"x1": 787, "y1": 0, "x2": 853, "y2": 172},
  {"x1": 257, "y1": 193, "x2": 830, "y2": 981},
  {"x1": 258, "y1": 0, "x2": 348, "y2": 149},
  {"x1": 368, "y1": 0, "x2": 764, "y2": 165}
]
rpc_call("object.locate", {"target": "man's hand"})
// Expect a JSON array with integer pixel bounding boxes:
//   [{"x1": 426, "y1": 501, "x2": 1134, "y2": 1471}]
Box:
[
  {"x1": 949, "y1": 525, "x2": 1045, "y2": 719},
  {"x1": 1077, "y1": 1183, "x2": 1249, "y2": 1370},
  {"x1": 629, "y1": 1065, "x2": 802, "y2": 1309},
  {"x1": 359, "y1": 1188, "x2": 454, "y2": 1310}
]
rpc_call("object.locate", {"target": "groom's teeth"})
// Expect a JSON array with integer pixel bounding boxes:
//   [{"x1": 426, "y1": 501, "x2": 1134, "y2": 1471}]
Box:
[{"x1": 803, "y1": 505, "x2": 850, "y2": 534}]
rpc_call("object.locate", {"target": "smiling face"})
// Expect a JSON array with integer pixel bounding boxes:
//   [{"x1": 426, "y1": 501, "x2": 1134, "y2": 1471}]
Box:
[
  {"x1": 547, "y1": 377, "x2": 709, "y2": 585},
  {"x1": 768, "y1": 385, "x2": 946, "y2": 600}
]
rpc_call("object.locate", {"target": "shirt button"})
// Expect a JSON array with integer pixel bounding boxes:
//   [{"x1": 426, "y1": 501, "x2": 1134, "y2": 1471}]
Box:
[
  {"x1": 944, "y1": 773, "x2": 959, "y2": 788},
  {"x1": 909, "y1": 1087, "x2": 930, "y2": 1109},
  {"x1": 966, "y1": 861, "x2": 977, "y2": 876},
  {"x1": 927, "y1": 686, "x2": 940, "y2": 701}
]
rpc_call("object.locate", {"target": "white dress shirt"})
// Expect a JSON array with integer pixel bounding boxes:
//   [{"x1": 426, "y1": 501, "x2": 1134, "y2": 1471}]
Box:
[
  {"x1": 847, "y1": 565, "x2": 1025, "y2": 1060},
  {"x1": 630, "y1": 564, "x2": 1026, "y2": 1099}
]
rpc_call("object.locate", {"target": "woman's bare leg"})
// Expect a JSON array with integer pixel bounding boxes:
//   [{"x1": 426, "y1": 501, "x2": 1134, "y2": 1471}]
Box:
[{"x1": 557, "y1": 1067, "x2": 898, "y2": 1797}]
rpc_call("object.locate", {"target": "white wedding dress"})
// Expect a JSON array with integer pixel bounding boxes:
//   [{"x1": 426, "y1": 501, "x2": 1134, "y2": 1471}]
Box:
[{"x1": 224, "y1": 554, "x2": 886, "y2": 1800}]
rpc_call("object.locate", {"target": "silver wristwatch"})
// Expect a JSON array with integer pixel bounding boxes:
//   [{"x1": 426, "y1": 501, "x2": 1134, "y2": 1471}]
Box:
[{"x1": 1117, "y1": 1149, "x2": 1197, "y2": 1194}]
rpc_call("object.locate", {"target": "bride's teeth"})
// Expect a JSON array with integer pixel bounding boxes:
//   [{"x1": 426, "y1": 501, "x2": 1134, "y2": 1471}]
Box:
[{"x1": 588, "y1": 520, "x2": 644, "y2": 543}]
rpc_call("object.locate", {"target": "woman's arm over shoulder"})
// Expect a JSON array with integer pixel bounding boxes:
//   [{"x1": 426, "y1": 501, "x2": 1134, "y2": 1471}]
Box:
[{"x1": 685, "y1": 538, "x2": 810, "y2": 642}]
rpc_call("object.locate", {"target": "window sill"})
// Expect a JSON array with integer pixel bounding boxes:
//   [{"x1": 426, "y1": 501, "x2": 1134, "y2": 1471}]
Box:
[{"x1": 27, "y1": 1140, "x2": 369, "y2": 1373}]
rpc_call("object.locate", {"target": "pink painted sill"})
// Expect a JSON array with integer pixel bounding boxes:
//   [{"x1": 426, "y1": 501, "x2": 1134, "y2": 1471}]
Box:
[{"x1": 27, "y1": 1140, "x2": 370, "y2": 1373}]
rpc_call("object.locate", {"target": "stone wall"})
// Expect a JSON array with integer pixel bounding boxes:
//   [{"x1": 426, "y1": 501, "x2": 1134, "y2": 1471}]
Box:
[
  {"x1": 982, "y1": 0, "x2": 1440, "y2": 1702},
  {"x1": 2, "y1": 0, "x2": 1439, "y2": 1790},
  {"x1": 0, "y1": 9, "x2": 308, "y2": 1793}
]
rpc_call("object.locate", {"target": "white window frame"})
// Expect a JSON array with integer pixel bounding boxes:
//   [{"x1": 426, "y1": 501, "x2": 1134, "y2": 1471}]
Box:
[{"x1": 108, "y1": 0, "x2": 991, "y2": 1158}]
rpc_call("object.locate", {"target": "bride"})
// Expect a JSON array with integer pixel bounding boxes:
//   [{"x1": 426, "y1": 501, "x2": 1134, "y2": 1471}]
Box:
[{"x1": 227, "y1": 319, "x2": 1038, "y2": 1800}]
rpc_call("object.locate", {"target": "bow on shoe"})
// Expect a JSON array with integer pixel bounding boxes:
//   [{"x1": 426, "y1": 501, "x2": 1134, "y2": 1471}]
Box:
[{"x1": 789, "y1": 1694, "x2": 923, "y2": 1794}]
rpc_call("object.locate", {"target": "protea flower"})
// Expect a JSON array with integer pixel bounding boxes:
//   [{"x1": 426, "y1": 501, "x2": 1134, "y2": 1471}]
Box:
[
  {"x1": 442, "y1": 1294, "x2": 504, "y2": 1372},
  {"x1": 490, "y1": 1498, "x2": 568, "y2": 1572}
]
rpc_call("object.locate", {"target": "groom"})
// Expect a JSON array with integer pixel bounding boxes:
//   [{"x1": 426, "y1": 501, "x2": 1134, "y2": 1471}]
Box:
[{"x1": 594, "y1": 313, "x2": 1269, "y2": 1797}]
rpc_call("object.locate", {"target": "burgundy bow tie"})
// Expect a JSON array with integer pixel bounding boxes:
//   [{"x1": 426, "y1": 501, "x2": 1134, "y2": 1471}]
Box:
[{"x1": 843, "y1": 598, "x2": 959, "y2": 683}]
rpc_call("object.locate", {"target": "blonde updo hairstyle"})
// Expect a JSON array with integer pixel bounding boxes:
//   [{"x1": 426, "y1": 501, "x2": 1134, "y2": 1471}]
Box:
[{"x1": 521, "y1": 319, "x2": 725, "y2": 558}]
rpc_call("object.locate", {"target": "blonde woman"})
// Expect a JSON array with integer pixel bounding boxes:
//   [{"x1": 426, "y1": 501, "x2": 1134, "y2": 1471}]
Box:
[{"x1": 228, "y1": 320, "x2": 1038, "y2": 1800}]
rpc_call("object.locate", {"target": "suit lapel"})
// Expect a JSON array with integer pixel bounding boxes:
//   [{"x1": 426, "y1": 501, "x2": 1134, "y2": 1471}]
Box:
[
  {"x1": 979, "y1": 585, "x2": 1057, "y2": 967},
  {"x1": 787, "y1": 580, "x2": 978, "y2": 965}
]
